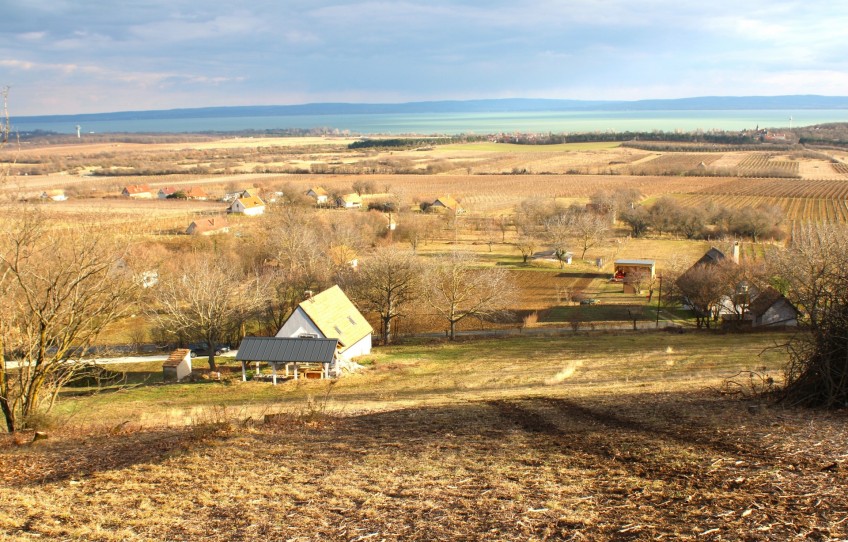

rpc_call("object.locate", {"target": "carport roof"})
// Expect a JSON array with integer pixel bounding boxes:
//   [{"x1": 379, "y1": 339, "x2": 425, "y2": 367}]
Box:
[{"x1": 236, "y1": 337, "x2": 338, "y2": 364}]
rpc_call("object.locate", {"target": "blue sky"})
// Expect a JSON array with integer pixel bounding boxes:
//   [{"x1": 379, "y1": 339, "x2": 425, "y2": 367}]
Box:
[{"x1": 2, "y1": 1, "x2": 847, "y2": 116}]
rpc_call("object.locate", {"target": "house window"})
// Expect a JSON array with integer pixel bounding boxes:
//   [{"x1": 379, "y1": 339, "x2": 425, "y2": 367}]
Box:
[{"x1": 299, "y1": 333, "x2": 318, "y2": 339}]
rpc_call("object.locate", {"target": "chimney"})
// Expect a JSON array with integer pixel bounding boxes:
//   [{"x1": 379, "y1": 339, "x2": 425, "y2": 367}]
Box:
[{"x1": 732, "y1": 241, "x2": 740, "y2": 264}]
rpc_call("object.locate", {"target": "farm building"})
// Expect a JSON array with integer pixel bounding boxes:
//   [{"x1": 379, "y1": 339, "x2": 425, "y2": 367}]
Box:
[
  {"x1": 162, "y1": 349, "x2": 192, "y2": 382},
  {"x1": 40, "y1": 189, "x2": 67, "y2": 201},
  {"x1": 276, "y1": 285, "x2": 373, "y2": 360},
  {"x1": 186, "y1": 217, "x2": 230, "y2": 235},
  {"x1": 122, "y1": 184, "x2": 153, "y2": 198},
  {"x1": 228, "y1": 195, "x2": 266, "y2": 216},
  {"x1": 748, "y1": 287, "x2": 800, "y2": 327},
  {"x1": 237, "y1": 337, "x2": 339, "y2": 384},
  {"x1": 158, "y1": 187, "x2": 178, "y2": 199},
  {"x1": 306, "y1": 187, "x2": 330, "y2": 205},
  {"x1": 613, "y1": 259, "x2": 656, "y2": 294},
  {"x1": 330, "y1": 245, "x2": 359, "y2": 269},
  {"x1": 337, "y1": 193, "x2": 363, "y2": 209},
  {"x1": 431, "y1": 195, "x2": 464, "y2": 214},
  {"x1": 183, "y1": 186, "x2": 208, "y2": 200}
]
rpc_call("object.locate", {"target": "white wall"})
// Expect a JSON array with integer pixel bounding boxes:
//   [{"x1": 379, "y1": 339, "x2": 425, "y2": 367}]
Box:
[{"x1": 276, "y1": 308, "x2": 323, "y2": 338}]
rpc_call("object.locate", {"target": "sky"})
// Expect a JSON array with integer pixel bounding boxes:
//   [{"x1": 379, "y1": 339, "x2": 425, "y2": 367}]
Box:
[{"x1": 2, "y1": 0, "x2": 848, "y2": 116}]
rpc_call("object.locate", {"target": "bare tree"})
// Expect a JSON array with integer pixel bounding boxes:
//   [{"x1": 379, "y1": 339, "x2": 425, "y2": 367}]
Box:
[
  {"x1": 0, "y1": 209, "x2": 137, "y2": 432},
  {"x1": 352, "y1": 246, "x2": 421, "y2": 344},
  {"x1": 424, "y1": 252, "x2": 516, "y2": 340},
  {"x1": 543, "y1": 214, "x2": 571, "y2": 268},
  {"x1": 261, "y1": 208, "x2": 331, "y2": 332},
  {"x1": 673, "y1": 262, "x2": 730, "y2": 328},
  {"x1": 570, "y1": 211, "x2": 609, "y2": 260},
  {"x1": 514, "y1": 235, "x2": 538, "y2": 264},
  {"x1": 769, "y1": 223, "x2": 848, "y2": 406},
  {"x1": 153, "y1": 255, "x2": 265, "y2": 371}
]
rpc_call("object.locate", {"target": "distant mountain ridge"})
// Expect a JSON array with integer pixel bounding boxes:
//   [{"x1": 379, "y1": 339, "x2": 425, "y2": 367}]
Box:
[{"x1": 18, "y1": 95, "x2": 848, "y2": 123}]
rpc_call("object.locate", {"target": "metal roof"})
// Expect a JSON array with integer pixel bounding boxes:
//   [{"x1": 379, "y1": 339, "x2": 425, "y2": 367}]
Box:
[
  {"x1": 236, "y1": 337, "x2": 338, "y2": 364},
  {"x1": 614, "y1": 259, "x2": 655, "y2": 266}
]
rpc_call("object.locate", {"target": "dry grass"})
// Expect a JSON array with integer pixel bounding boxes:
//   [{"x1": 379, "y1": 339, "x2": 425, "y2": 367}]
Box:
[{"x1": 2, "y1": 332, "x2": 846, "y2": 540}]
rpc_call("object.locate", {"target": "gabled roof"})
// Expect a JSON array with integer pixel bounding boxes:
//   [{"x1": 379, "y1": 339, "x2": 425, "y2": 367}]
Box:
[
  {"x1": 434, "y1": 195, "x2": 461, "y2": 210},
  {"x1": 183, "y1": 186, "x2": 208, "y2": 198},
  {"x1": 158, "y1": 186, "x2": 178, "y2": 196},
  {"x1": 308, "y1": 187, "x2": 329, "y2": 196},
  {"x1": 694, "y1": 247, "x2": 726, "y2": 268},
  {"x1": 123, "y1": 184, "x2": 152, "y2": 194},
  {"x1": 163, "y1": 349, "x2": 191, "y2": 367},
  {"x1": 232, "y1": 195, "x2": 265, "y2": 209},
  {"x1": 614, "y1": 259, "x2": 656, "y2": 267},
  {"x1": 297, "y1": 285, "x2": 372, "y2": 349},
  {"x1": 339, "y1": 193, "x2": 362, "y2": 204},
  {"x1": 187, "y1": 216, "x2": 229, "y2": 234},
  {"x1": 237, "y1": 337, "x2": 338, "y2": 363},
  {"x1": 748, "y1": 287, "x2": 799, "y2": 318}
]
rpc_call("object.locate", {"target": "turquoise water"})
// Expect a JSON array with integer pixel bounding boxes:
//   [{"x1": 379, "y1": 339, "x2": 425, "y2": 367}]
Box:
[{"x1": 11, "y1": 109, "x2": 848, "y2": 135}]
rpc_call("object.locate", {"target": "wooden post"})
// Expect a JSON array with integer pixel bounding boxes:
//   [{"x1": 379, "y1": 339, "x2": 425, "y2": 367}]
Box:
[
  {"x1": 285, "y1": 363, "x2": 290, "y2": 377},
  {"x1": 294, "y1": 363, "x2": 299, "y2": 380},
  {"x1": 241, "y1": 361, "x2": 247, "y2": 382},
  {"x1": 272, "y1": 363, "x2": 277, "y2": 385}
]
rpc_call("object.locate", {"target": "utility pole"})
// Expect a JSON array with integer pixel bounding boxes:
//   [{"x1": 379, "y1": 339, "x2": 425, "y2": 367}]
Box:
[{"x1": 655, "y1": 274, "x2": 663, "y2": 327}]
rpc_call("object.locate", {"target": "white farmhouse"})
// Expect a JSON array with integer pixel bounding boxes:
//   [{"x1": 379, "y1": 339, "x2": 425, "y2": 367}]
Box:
[
  {"x1": 276, "y1": 285, "x2": 373, "y2": 360},
  {"x1": 228, "y1": 195, "x2": 266, "y2": 216}
]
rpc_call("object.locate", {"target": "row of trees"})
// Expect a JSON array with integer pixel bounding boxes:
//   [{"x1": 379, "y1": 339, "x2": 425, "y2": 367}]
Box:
[{"x1": 621, "y1": 197, "x2": 785, "y2": 241}]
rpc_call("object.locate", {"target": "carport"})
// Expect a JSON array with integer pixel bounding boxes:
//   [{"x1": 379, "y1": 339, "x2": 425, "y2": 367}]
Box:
[{"x1": 236, "y1": 336, "x2": 338, "y2": 385}]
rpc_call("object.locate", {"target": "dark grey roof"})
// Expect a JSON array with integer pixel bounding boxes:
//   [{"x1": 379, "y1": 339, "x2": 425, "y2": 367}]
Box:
[
  {"x1": 236, "y1": 337, "x2": 338, "y2": 363},
  {"x1": 694, "y1": 247, "x2": 725, "y2": 267}
]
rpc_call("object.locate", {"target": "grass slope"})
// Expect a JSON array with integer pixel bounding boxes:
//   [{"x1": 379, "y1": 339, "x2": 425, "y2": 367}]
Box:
[{"x1": 2, "y1": 332, "x2": 847, "y2": 540}]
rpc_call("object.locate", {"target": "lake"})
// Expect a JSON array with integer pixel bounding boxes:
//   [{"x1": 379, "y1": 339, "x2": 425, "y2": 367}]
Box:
[{"x1": 11, "y1": 109, "x2": 848, "y2": 135}]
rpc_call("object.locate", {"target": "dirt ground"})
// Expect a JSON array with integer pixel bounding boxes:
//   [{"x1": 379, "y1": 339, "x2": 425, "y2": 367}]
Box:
[{"x1": 1, "y1": 389, "x2": 845, "y2": 541}]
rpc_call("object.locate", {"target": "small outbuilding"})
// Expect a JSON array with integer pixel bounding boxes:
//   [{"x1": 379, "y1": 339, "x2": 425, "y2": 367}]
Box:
[
  {"x1": 613, "y1": 259, "x2": 656, "y2": 294},
  {"x1": 237, "y1": 336, "x2": 339, "y2": 384},
  {"x1": 431, "y1": 195, "x2": 464, "y2": 214},
  {"x1": 748, "y1": 287, "x2": 800, "y2": 327},
  {"x1": 186, "y1": 216, "x2": 230, "y2": 235},
  {"x1": 163, "y1": 349, "x2": 192, "y2": 382}
]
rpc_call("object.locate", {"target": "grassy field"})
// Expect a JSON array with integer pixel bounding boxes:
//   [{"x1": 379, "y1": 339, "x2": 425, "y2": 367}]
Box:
[{"x1": 3, "y1": 331, "x2": 847, "y2": 540}]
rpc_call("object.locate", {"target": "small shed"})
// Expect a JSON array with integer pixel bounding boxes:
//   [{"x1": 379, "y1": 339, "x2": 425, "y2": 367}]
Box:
[
  {"x1": 237, "y1": 337, "x2": 339, "y2": 384},
  {"x1": 163, "y1": 349, "x2": 192, "y2": 382},
  {"x1": 613, "y1": 259, "x2": 656, "y2": 293},
  {"x1": 749, "y1": 287, "x2": 800, "y2": 327}
]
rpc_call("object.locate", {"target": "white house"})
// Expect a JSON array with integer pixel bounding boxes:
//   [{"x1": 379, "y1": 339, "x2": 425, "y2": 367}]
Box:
[
  {"x1": 228, "y1": 195, "x2": 266, "y2": 216},
  {"x1": 337, "y1": 193, "x2": 363, "y2": 209},
  {"x1": 157, "y1": 187, "x2": 178, "y2": 199},
  {"x1": 122, "y1": 184, "x2": 153, "y2": 199},
  {"x1": 276, "y1": 285, "x2": 373, "y2": 360},
  {"x1": 306, "y1": 187, "x2": 330, "y2": 205},
  {"x1": 40, "y1": 189, "x2": 67, "y2": 202}
]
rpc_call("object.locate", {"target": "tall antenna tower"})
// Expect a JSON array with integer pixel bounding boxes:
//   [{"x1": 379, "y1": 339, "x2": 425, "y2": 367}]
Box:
[{"x1": 76, "y1": 125, "x2": 81, "y2": 139}]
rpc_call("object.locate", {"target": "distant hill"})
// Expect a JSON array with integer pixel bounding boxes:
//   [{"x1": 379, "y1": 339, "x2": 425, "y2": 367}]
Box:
[{"x1": 16, "y1": 95, "x2": 848, "y2": 123}]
